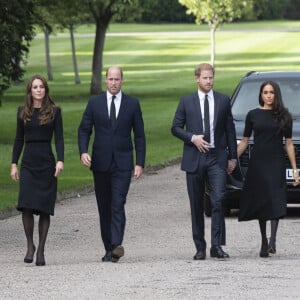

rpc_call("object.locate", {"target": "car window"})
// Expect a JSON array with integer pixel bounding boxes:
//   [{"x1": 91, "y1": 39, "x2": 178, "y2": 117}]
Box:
[
  {"x1": 231, "y1": 79, "x2": 300, "y2": 118},
  {"x1": 231, "y1": 81, "x2": 261, "y2": 117}
]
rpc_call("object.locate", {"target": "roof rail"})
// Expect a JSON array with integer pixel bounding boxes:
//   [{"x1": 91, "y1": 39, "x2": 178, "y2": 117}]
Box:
[{"x1": 245, "y1": 71, "x2": 256, "y2": 77}]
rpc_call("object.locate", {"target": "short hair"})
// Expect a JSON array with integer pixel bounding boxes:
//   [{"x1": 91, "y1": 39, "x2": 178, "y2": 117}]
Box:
[
  {"x1": 194, "y1": 63, "x2": 215, "y2": 77},
  {"x1": 105, "y1": 66, "x2": 123, "y2": 79}
]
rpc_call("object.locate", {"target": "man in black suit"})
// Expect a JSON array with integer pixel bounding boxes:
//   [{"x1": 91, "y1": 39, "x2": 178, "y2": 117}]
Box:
[
  {"x1": 171, "y1": 63, "x2": 237, "y2": 260},
  {"x1": 78, "y1": 66, "x2": 146, "y2": 263}
]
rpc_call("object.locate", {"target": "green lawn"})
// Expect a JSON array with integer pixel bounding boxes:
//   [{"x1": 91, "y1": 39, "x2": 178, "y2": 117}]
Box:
[{"x1": 1, "y1": 21, "x2": 300, "y2": 211}]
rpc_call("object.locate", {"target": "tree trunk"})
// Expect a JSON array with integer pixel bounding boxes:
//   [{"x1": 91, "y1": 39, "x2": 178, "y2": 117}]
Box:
[
  {"x1": 69, "y1": 25, "x2": 81, "y2": 85},
  {"x1": 90, "y1": 22, "x2": 108, "y2": 95},
  {"x1": 44, "y1": 28, "x2": 53, "y2": 81},
  {"x1": 210, "y1": 27, "x2": 216, "y2": 67}
]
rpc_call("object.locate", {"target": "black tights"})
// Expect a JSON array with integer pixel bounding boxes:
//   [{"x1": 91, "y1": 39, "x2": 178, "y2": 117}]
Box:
[
  {"x1": 22, "y1": 209, "x2": 50, "y2": 263},
  {"x1": 259, "y1": 220, "x2": 268, "y2": 244},
  {"x1": 258, "y1": 219, "x2": 279, "y2": 247},
  {"x1": 269, "y1": 219, "x2": 279, "y2": 248},
  {"x1": 22, "y1": 209, "x2": 35, "y2": 259}
]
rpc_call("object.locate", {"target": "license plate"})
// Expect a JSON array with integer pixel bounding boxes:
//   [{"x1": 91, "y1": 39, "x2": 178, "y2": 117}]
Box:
[{"x1": 286, "y1": 169, "x2": 300, "y2": 180}]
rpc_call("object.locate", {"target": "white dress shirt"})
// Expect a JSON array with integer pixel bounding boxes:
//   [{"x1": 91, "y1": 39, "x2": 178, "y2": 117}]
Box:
[
  {"x1": 107, "y1": 91, "x2": 122, "y2": 119},
  {"x1": 198, "y1": 90, "x2": 215, "y2": 147}
]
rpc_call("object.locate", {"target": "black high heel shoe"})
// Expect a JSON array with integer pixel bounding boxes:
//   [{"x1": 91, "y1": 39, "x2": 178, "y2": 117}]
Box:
[
  {"x1": 259, "y1": 240, "x2": 269, "y2": 258},
  {"x1": 24, "y1": 245, "x2": 36, "y2": 263}
]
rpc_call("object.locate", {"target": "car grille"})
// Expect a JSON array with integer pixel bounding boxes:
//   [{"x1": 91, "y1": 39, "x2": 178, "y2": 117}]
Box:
[{"x1": 239, "y1": 143, "x2": 300, "y2": 168}]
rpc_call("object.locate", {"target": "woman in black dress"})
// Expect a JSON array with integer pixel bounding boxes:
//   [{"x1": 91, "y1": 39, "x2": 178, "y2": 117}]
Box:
[
  {"x1": 237, "y1": 81, "x2": 299, "y2": 257},
  {"x1": 10, "y1": 75, "x2": 64, "y2": 266}
]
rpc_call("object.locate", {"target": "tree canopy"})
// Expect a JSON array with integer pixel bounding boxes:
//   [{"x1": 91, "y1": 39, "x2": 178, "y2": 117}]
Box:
[
  {"x1": 179, "y1": 0, "x2": 250, "y2": 66},
  {"x1": 179, "y1": 0, "x2": 248, "y2": 29},
  {"x1": 2, "y1": 0, "x2": 300, "y2": 100},
  {"x1": 0, "y1": 0, "x2": 36, "y2": 103}
]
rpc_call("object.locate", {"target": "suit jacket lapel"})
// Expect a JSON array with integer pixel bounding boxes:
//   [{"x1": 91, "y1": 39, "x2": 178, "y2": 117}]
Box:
[
  {"x1": 192, "y1": 93, "x2": 204, "y2": 133},
  {"x1": 115, "y1": 94, "x2": 128, "y2": 128},
  {"x1": 103, "y1": 94, "x2": 110, "y2": 123},
  {"x1": 213, "y1": 91, "x2": 219, "y2": 129}
]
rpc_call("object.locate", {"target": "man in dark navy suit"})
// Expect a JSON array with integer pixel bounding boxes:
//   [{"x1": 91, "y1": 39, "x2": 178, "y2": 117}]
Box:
[
  {"x1": 171, "y1": 63, "x2": 237, "y2": 260},
  {"x1": 78, "y1": 66, "x2": 146, "y2": 263}
]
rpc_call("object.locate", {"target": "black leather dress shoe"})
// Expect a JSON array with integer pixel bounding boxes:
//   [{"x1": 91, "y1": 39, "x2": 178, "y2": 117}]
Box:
[
  {"x1": 102, "y1": 251, "x2": 112, "y2": 262},
  {"x1": 111, "y1": 245, "x2": 124, "y2": 263},
  {"x1": 210, "y1": 246, "x2": 229, "y2": 259},
  {"x1": 193, "y1": 250, "x2": 206, "y2": 260}
]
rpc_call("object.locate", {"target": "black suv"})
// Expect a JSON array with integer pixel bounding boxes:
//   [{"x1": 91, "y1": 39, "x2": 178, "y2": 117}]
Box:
[{"x1": 204, "y1": 71, "x2": 300, "y2": 216}]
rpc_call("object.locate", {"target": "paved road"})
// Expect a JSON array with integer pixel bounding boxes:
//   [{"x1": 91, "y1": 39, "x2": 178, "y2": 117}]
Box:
[{"x1": 1, "y1": 164, "x2": 300, "y2": 299}]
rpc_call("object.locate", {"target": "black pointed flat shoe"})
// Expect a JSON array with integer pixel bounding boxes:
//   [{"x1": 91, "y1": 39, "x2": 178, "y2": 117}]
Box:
[
  {"x1": 268, "y1": 246, "x2": 276, "y2": 255},
  {"x1": 36, "y1": 253, "x2": 46, "y2": 266},
  {"x1": 259, "y1": 242, "x2": 269, "y2": 258}
]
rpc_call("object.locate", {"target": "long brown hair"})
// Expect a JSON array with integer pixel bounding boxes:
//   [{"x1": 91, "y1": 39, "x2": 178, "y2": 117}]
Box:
[
  {"x1": 20, "y1": 75, "x2": 56, "y2": 125},
  {"x1": 259, "y1": 80, "x2": 292, "y2": 135}
]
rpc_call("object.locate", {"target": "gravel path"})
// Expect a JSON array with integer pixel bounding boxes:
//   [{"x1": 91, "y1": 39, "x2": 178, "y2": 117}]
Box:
[{"x1": 1, "y1": 164, "x2": 300, "y2": 299}]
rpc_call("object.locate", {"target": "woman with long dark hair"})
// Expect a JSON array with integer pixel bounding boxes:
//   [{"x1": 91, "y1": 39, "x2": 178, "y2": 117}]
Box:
[
  {"x1": 10, "y1": 75, "x2": 64, "y2": 266},
  {"x1": 237, "y1": 80, "x2": 299, "y2": 257}
]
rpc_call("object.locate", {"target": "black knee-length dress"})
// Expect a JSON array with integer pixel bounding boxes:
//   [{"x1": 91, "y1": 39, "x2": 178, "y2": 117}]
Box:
[
  {"x1": 12, "y1": 107, "x2": 64, "y2": 215},
  {"x1": 238, "y1": 108, "x2": 291, "y2": 221}
]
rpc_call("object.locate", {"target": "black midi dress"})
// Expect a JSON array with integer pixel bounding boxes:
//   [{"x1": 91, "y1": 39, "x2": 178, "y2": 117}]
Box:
[
  {"x1": 238, "y1": 108, "x2": 291, "y2": 221},
  {"x1": 12, "y1": 107, "x2": 64, "y2": 215}
]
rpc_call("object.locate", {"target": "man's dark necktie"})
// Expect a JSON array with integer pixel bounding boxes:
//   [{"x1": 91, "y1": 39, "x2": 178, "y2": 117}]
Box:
[
  {"x1": 204, "y1": 94, "x2": 210, "y2": 143},
  {"x1": 110, "y1": 95, "x2": 116, "y2": 129}
]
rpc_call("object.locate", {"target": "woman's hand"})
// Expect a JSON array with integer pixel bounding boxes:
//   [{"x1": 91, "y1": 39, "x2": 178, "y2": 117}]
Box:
[
  {"x1": 54, "y1": 161, "x2": 64, "y2": 177},
  {"x1": 293, "y1": 170, "x2": 299, "y2": 186},
  {"x1": 10, "y1": 164, "x2": 19, "y2": 181}
]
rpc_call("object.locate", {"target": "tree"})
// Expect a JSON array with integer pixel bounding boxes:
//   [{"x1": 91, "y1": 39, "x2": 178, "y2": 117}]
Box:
[
  {"x1": 86, "y1": 0, "x2": 138, "y2": 95},
  {"x1": 179, "y1": 0, "x2": 250, "y2": 66},
  {"x1": 33, "y1": 3, "x2": 59, "y2": 81},
  {"x1": 253, "y1": 0, "x2": 290, "y2": 20},
  {"x1": 285, "y1": 0, "x2": 300, "y2": 19},
  {"x1": 49, "y1": 0, "x2": 91, "y2": 84},
  {"x1": 0, "y1": 0, "x2": 36, "y2": 104},
  {"x1": 138, "y1": 0, "x2": 195, "y2": 23}
]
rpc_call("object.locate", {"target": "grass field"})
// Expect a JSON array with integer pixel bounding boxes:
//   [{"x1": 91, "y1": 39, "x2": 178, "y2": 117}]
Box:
[{"x1": 1, "y1": 21, "x2": 300, "y2": 211}]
